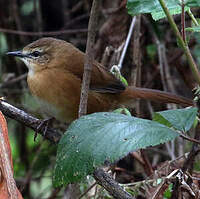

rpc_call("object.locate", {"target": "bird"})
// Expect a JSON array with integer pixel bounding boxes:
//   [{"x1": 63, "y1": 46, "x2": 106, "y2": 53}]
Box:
[{"x1": 7, "y1": 37, "x2": 194, "y2": 123}]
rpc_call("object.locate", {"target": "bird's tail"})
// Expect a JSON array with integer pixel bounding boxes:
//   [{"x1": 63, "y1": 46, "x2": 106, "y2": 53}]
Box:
[{"x1": 119, "y1": 86, "x2": 194, "y2": 107}]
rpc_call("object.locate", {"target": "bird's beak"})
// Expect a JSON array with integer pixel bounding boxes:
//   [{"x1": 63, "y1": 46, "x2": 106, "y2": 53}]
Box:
[{"x1": 6, "y1": 51, "x2": 29, "y2": 58}]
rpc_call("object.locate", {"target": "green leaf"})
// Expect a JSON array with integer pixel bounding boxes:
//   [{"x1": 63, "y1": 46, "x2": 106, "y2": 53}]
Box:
[
  {"x1": 126, "y1": 0, "x2": 191, "y2": 21},
  {"x1": 119, "y1": 75, "x2": 129, "y2": 86},
  {"x1": 113, "y1": 108, "x2": 132, "y2": 116},
  {"x1": 21, "y1": 1, "x2": 34, "y2": 16},
  {"x1": 127, "y1": 0, "x2": 163, "y2": 16},
  {"x1": 0, "y1": 33, "x2": 8, "y2": 54},
  {"x1": 185, "y1": 0, "x2": 200, "y2": 7},
  {"x1": 152, "y1": 6, "x2": 186, "y2": 21},
  {"x1": 146, "y1": 44, "x2": 157, "y2": 60},
  {"x1": 186, "y1": 25, "x2": 200, "y2": 32},
  {"x1": 53, "y1": 112, "x2": 178, "y2": 187},
  {"x1": 153, "y1": 107, "x2": 198, "y2": 132},
  {"x1": 153, "y1": 113, "x2": 173, "y2": 128},
  {"x1": 164, "y1": 183, "x2": 173, "y2": 198}
]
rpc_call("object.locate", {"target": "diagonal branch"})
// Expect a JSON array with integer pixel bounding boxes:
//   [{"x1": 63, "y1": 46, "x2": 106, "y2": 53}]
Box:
[
  {"x1": 94, "y1": 168, "x2": 134, "y2": 199},
  {"x1": 0, "y1": 100, "x2": 61, "y2": 143}
]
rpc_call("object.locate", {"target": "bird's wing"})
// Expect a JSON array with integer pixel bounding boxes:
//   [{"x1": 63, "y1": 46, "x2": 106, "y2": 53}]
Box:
[
  {"x1": 62, "y1": 42, "x2": 125, "y2": 93},
  {"x1": 89, "y1": 61, "x2": 125, "y2": 93}
]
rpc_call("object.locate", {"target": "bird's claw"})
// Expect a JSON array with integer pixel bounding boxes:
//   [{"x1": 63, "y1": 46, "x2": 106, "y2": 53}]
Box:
[{"x1": 34, "y1": 117, "x2": 54, "y2": 141}]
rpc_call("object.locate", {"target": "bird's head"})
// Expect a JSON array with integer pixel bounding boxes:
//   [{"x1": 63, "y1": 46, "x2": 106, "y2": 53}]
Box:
[{"x1": 7, "y1": 37, "x2": 67, "y2": 76}]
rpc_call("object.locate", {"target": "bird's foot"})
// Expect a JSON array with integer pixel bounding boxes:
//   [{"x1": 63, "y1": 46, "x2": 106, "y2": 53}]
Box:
[{"x1": 34, "y1": 117, "x2": 55, "y2": 141}]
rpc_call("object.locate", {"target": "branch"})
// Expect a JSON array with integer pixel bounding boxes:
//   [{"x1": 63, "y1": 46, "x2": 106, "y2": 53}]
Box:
[
  {"x1": 181, "y1": 0, "x2": 186, "y2": 42},
  {"x1": 187, "y1": 9, "x2": 199, "y2": 26},
  {"x1": 0, "y1": 28, "x2": 87, "y2": 36},
  {"x1": 0, "y1": 73, "x2": 27, "y2": 89},
  {"x1": 93, "y1": 169, "x2": 134, "y2": 199},
  {"x1": 0, "y1": 100, "x2": 61, "y2": 143},
  {"x1": 178, "y1": 131, "x2": 200, "y2": 145},
  {"x1": 78, "y1": 0, "x2": 100, "y2": 117},
  {"x1": 182, "y1": 123, "x2": 200, "y2": 173}
]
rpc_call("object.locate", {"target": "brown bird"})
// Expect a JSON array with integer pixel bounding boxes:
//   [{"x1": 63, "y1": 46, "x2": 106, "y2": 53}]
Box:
[{"x1": 7, "y1": 37, "x2": 193, "y2": 123}]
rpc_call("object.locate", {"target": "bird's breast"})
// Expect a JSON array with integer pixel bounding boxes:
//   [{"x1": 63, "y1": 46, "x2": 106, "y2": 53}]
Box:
[
  {"x1": 26, "y1": 68, "x2": 123, "y2": 122},
  {"x1": 27, "y1": 68, "x2": 82, "y2": 122},
  {"x1": 34, "y1": 95, "x2": 61, "y2": 120}
]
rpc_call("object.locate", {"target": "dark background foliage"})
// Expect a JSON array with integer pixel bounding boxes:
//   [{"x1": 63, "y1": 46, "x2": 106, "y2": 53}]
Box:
[{"x1": 0, "y1": 0, "x2": 199, "y2": 198}]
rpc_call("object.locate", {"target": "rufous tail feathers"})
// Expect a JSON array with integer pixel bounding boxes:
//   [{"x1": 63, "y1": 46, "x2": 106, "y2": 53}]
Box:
[{"x1": 120, "y1": 87, "x2": 194, "y2": 107}]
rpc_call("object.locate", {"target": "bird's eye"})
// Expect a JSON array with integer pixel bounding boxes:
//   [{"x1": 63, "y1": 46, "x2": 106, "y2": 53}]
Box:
[{"x1": 31, "y1": 51, "x2": 41, "y2": 57}]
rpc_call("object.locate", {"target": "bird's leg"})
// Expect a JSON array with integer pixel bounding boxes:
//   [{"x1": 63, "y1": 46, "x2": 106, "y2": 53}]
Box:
[{"x1": 33, "y1": 117, "x2": 55, "y2": 141}]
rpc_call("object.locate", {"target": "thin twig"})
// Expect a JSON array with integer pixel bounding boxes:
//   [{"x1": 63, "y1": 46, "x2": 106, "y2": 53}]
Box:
[
  {"x1": 118, "y1": 16, "x2": 136, "y2": 70},
  {"x1": 141, "y1": 149, "x2": 154, "y2": 176},
  {"x1": 178, "y1": 131, "x2": 200, "y2": 145},
  {"x1": 12, "y1": 0, "x2": 25, "y2": 43},
  {"x1": 0, "y1": 73, "x2": 27, "y2": 89},
  {"x1": 130, "y1": 15, "x2": 142, "y2": 116},
  {"x1": 151, "y1": 180, "x2": 169, "y2": 199},
  {"x1": 181, "y1": 0, "x2": 186, "y2": 42},
  {"x1": 130, "y1": 15, "x2": 141, "y2": 87},
  {"x1": 35, "y1": 0, "x2": 43, "y2": 33},
  {"x1": 0, "y1": 28, "x2": 87, "y2": 36},
  {"x1": 47, "y1": 188, "x2": 61, "y2": 199},
  {"x1": 64, "y1": 14, "x2": 89, "y2": 28},
  {"x1": 187, "y1": 9, "x2": 199, "y2": 26},
  {"x1": 182, "y1": 123, "x2": 200, "y2": 173},
  {"x1": 78, "y1": 0, "x2": 100, "y2": 117},
  {"x1": 21, "y1": 141, "x2": 44, "y2": 191},
  {"x1": 78, "y1": 182, "x2": 97, "y2": 199}
]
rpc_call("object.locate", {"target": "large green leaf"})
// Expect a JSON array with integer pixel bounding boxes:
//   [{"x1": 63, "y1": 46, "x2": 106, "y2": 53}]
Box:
[
  {"x1": 153, "y1": 107, "x2": 198, "y2": 132},
  {"x1": 126, "y1": 0, "x2": 198, "y2": 21},
  {"x1": 53, "y1": 112, "x2": 178, "y2": 187}
]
